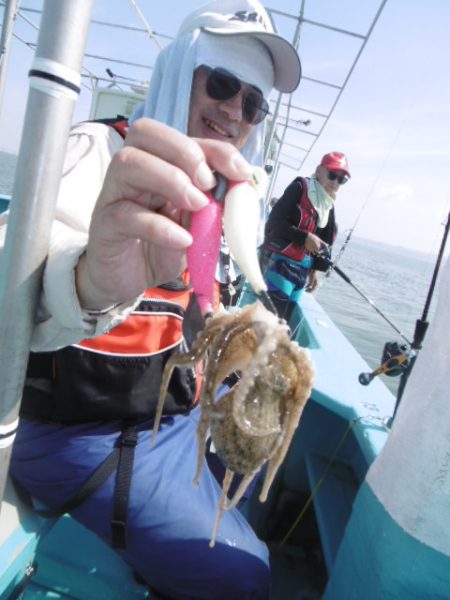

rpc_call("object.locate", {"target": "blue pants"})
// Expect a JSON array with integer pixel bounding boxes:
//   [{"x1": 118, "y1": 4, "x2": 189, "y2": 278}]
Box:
[
  {"x1": 11, "y1": 408, "x2": 270, "y2": 599},
  {"x1": 264, "y1": 252, "x2": 312, "y2": 320}
]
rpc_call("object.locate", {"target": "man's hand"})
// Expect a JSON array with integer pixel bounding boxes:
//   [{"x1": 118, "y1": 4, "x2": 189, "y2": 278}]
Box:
[
  {"x1": 304, "y1": 232, "x2": 326, "y2": 253},
  {"x1": 76, "y1": 118, "x2": 253, "y2": 310},
  {"x1": 306, "y1": 270, "x2": 320, "y2": 292}
]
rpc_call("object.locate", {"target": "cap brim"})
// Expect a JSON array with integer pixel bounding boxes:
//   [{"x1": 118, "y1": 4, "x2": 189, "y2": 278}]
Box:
[{"x1": 203, "y1": 27, "x2": 301, "y2": 93}]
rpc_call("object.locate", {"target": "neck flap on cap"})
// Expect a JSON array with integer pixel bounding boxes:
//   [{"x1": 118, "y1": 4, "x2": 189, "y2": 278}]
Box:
[{"x1": 130, "y1": 29, "x2": 266, "y2": 166}]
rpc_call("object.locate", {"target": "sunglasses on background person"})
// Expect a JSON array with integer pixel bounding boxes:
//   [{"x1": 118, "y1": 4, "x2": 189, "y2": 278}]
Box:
[
  {"x1": 203, "y1": 66, "x2": 270, "y2": 125},
  {"x1": 327, "y1": 170, "x2": 349, "y2": 185}
]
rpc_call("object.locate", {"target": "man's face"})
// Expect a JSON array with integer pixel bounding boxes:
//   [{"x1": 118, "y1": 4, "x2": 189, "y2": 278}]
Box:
[
  {"x1": 315, "y1": 165, "x2": 347, "y2": 199},
  {"x1": 188, "y1": 67, "x2": 257, "y2": 150}
]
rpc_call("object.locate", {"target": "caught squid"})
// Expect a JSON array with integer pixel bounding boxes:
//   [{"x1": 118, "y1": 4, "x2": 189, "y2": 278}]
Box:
[
  {"x1": 152, "y1": 301, "x2": 315, "y2": 547},
  {"x1": 152, "y1": 168, "x2": 314, "y2": 547}
]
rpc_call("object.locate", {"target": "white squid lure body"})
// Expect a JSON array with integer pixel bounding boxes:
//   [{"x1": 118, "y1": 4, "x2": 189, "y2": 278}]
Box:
[{"x1": 222, "y1": 167, "x2": 269, "y2": 295}]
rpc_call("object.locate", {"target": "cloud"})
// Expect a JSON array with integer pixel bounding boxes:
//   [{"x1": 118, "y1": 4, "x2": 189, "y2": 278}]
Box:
[{"x1": 375, "y1": 184, "x2": 414, "y2": 204}]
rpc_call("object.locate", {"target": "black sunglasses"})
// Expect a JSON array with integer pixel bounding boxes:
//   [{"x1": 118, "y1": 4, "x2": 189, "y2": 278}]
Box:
[
  {"x1": 327, "y1": 170, "x2": 349, "y2": 185},
  {"x1": 204, "y1": 67, "x2": 270, "y2": 126}
]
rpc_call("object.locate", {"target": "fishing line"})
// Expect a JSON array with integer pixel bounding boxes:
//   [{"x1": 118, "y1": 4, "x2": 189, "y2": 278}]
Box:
[
  {"x1": 318, "y1": 97, "x2": 425, "y2": 339},
  {"x1": 278, "y1": 417, "x2": 358, "y2": 550},
  {"x1": 331, "y1": 67, "x2": 421, "y2": 272},
  {"x1": 289, "y1": 318, "x2": 303, "y2": 342},
  {"x1": 278, "y1": 412, "x2": 391, "y2": 549}
]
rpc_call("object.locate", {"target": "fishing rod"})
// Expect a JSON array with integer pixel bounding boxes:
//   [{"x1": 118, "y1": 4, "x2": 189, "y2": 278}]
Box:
[
  {"x1": 315, "y1": 242, "x2": 412, "y2": 344},
  {"x1": 355, "y1": 210, "x2": 449, "y2": 409},
  {"x1": 331, "y1": 62, "x2": 420, "y2": 274},
  {"x1": 393, "y1": 210, "x2": 450, "y2": 416},
  {"x1": 412, "y1": 210, "x2": 450, "y2": 349},
  {"x1": 330, "y1": 263, "x2": 412, "y2": 346}
]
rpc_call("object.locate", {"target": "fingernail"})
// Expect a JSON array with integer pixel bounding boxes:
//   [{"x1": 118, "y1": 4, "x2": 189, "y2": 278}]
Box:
[
  {"x1": 173, "y1": 228, "x2": 193, "y2": 247},
  {"x1": 231, "y1": 153, "x2": 253, "y2": 178},
  {"x1": 195, "y1": 162, "x2": 216, "y2": 189},
  {"x1": 187, "y1": 185, "x2": 209, "y2": 210}
]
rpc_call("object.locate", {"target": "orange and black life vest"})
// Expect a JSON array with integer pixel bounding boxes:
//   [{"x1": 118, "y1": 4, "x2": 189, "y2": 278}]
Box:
[{"x1": 23, "y1": 276, "x2": 201, "y2": 423}]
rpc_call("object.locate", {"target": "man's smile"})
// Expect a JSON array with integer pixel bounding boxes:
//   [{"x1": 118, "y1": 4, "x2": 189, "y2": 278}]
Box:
[{"x1": 204, "y1": 117, "x2": 230, "y2": 137}]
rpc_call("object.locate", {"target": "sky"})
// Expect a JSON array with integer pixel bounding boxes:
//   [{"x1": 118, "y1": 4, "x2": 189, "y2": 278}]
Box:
[{"x1": 0, "y1": 0, "x2": 449, "y2": 256}]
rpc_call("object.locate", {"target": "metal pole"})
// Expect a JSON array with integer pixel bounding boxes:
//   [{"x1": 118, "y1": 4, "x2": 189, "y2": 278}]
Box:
[
  {"x1": 264, "y1": 0, "x2": 305, "y2": 188},
  {"x1": 0, "y1": 0, "x2": 95, "y2": 508},
  {"x1": 0, "y1": 0, "x2": 19, "y2": 114}
]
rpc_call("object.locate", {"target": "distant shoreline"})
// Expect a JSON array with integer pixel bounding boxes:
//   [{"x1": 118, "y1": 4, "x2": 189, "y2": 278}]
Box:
[
  {"x1": 0, "y1": 150, "x2": 443, "y2": 259},
  {"x1": 344, "y1": 234, "x2": 437, "y2": 262}
]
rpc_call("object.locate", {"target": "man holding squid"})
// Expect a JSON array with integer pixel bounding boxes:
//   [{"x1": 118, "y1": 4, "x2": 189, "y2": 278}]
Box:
[{"x1": 6, "y1": 0, "x2": 301, "y2": 598}]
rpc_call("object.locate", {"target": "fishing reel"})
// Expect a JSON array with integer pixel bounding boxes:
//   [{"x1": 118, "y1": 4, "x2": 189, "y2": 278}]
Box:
[
  {"x1": 359, "y1": 341, "x2": 415, "y2": 386},
  {"x1": 312, "y1": 242, "x2": 333, "y2": 273}
]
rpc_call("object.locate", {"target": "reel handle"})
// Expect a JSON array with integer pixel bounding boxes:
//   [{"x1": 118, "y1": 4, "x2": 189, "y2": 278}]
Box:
[{"x1": 358, "y1": 372, "x2": 374, "y2": 386}]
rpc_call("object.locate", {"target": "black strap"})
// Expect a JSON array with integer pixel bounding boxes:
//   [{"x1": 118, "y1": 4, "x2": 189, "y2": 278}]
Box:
[
  {"x1": 111, "y1": 422, "x2": 138, "y2": 549},
  {"x1": 32, "y1": 447, "x2": 121, "y2": 519},
  {"x1": 13, "y1": 422, "x2": 139, "y2": 551}
]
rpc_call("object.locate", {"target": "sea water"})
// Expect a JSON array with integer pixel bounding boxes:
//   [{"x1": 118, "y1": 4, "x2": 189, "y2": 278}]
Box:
[
  {"x1": 0, "y1": 151, "x2": 441, "y2": 395},
  {"x1": 315, "y1": 235, "x2": 438, "y2": 394},
  {"x1": 0, "y1": 151, "x2": 16, "y2": 196}
]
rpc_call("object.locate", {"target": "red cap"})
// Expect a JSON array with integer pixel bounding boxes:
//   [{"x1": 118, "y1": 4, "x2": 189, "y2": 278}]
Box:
[{"x1": 320, "y1": 152, "x2": 351, "y2": 178}]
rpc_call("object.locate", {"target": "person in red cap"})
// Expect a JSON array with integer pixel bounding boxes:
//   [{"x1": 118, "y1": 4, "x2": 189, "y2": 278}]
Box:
[{"x1": 263, "y1": 151, "x2": 351, "y2": 320}]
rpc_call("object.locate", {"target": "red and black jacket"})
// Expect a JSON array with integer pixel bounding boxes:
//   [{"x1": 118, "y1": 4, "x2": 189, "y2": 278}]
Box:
[{"x1": 265, "y1": 176, "x2": 336, "y2": 264}]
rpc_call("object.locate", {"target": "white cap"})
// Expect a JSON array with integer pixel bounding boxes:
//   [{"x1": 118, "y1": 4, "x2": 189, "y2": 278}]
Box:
[{"x1": 177, "y1": 0, "x2": 301, "y2": 93}]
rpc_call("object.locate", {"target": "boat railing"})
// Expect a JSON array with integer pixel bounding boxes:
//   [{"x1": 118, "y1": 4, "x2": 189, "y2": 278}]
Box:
[
  {"x1": 238, "y1": 283, "x2": 319, "y2": 349},
  {"x1": 0, "y1": 194, "x2": 10, "y2": 214}
]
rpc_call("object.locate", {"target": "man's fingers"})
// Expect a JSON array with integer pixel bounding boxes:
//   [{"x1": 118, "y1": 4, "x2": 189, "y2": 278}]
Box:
[
  {"x1": 97, "y1": 199, "x2": 193, "y2": 250},
  {"x1": 195, "y1": 138, "x2": 254, "y2": 183},
  {"x1": 104, "y1": 146, "x2": 210, "y2": 212},
  {"x1": 125, "y1": 119, "x2": 216, "y2": 192},
  {"x1": 124, "y1": 119, "x2": 254, "y2": 194}
]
